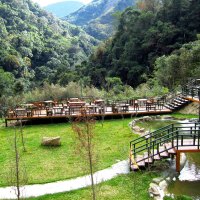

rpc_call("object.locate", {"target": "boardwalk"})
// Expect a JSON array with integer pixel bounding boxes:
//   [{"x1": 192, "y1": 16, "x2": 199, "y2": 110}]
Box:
[{"x1": 5, "y1": 101, "x2": 171, "y2": 126}]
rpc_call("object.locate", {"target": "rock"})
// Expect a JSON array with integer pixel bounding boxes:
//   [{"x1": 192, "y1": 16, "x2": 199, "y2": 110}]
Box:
[
  {"x1": 159, "y1": 180, "x2": 168, "y2": 191},
  {"x1": 129, "y1": 120, "x2": 136, "y2": 127},
  {"x1": 152, "y1": 177, "x2": 164, "y2": 184},
  {"x1": 166, "y1": 177, "x2": 170, "y2": 181},
  {"x1": 149, "y1": 183, "x2": 160, "y2": 196},
  {"x1": 41, "y1": 137, "x2": 61, "y2": 146},
  {"x1": 141, "y1": 116, "x2": 153, "y2": 122},
  {"x1": 132, "y1": 126, "x2": 141, "y2": 132},
  {"x1": 139, "y1": 128, "x2": 145, "y2": 132},
  {"x1": 155, "y1": 115, "x2": 161, "y2": 119},
  {"x1": 172, "y1": 177, "x2": 176, "y2": 181},
  {"x1": 162, "y1": 115, "x2": 174, "y2": 120}
]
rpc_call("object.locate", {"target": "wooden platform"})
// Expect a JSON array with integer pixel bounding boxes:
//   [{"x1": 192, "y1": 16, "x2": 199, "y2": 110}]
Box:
[
  {"x1": 185, "y1": 96, "x2": 200, "y2": 103},
  {"x1": 5, "y1": 106, "x2": 172, "y2": 126}
]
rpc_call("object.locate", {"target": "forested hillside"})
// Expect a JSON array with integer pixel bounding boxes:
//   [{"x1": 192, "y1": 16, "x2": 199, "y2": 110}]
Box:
[
  {"x1": 0, "y1": 0, "x2": 97, "y2": 96},
  {"x1": 1, "y1": 0, "x2": 200, "y2": 111},
  {"x1": 81, "y1": 0, "x2": 200, "y2": 88},
  {"x1": 65, "y1": 0, "x2": 135, "y2": 40}
]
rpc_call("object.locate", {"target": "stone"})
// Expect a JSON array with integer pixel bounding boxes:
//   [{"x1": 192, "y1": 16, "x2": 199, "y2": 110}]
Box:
[
  {"x1": 172, "y1": 177, "x2": 176, "y2": 181},
  {"x1": 139, "y1": 128, "x2": 145, "y2": 132},
  {"x1": 149, "y1": 183, "x2": 160, "y2": 196},
  {"x1": 132, "y1": 126, "x2": 141, "y2": 132},
  {"x1": 162, "y1": 115, "x2": 174, "y2": 120},
  {"x1": 41, "y1": 137, "x2": 61, "y2": 146},
  {"x1": 166, "y1": 177, "x2": 170, "y2": 181},
  {"x1": 159, "y1": 180, "x2": 168, "y2": 191},
  {"x1": 141, "y1": 116, "x2": 152, "y2": 122},
  {"x1": 152, "y1": 177, "x2": 164, "y2": 184},
  {"x1": 155, "y1": 115, "x2": 161, "y2": 119}
]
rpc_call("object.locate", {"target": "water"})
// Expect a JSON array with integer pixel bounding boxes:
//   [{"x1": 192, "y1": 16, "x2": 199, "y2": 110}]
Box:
[
  {"x1": 137, "y1": 118, "x2": 200, "y2": 199},
  {"x1": 167, "y1": 153, "x2": 200, "y2": 199}
]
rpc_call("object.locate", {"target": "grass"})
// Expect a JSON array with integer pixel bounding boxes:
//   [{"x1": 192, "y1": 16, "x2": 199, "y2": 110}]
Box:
[
  {"x1": 28, "y1": 172, "x2": 157, "y2": 200},
  {"x1": 0, "y1": 114, "x2": 196, "y2": 187},
  {"x1": 0, "y1": 114, "x2": 196, "y2": 199},
  {"x1": 0, "y1": 118, "x2": 136, "y2": 186},
  {"x1": 171, "y1": 112, "x2": 198, "y2": 119}
]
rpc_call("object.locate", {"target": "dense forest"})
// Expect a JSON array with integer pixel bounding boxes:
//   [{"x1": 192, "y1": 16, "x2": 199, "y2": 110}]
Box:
[
  {"x1": 0, "y1": 0, "x2": 97, "y2": 96},
  {"x1": 82, "y1": 0, "x2": 200, "y2": 88},
  {"x1": 0, "y1": 0, "x2": 200, "y2": 113}
]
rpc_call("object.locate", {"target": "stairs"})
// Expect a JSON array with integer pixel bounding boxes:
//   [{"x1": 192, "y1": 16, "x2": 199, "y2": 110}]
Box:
[
  {"x1": 164, "y1": 96, "x2": 190, "y2": 111},
  {"x1": 130, "y1": 122, "x2": 200, "y2": 171}
]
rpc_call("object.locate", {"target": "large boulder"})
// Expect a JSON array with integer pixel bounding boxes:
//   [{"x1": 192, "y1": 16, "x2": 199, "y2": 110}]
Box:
[{"x1": 41, "y1": 137, "x2": 61, "y2": 146}]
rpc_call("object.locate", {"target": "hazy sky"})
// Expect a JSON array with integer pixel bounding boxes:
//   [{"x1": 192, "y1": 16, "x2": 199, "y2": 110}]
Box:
[{"x1": 32, "y1": 0, "x2": 92, "y2": 7}]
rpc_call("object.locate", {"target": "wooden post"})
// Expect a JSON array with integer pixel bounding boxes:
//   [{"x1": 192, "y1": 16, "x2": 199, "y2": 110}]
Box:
[
  {"x1": 5, "y1": 119, "x2": 7, "y2": 127},
  {"x1": 176, "y1": 151, "x2": 181, "y2": 172}
]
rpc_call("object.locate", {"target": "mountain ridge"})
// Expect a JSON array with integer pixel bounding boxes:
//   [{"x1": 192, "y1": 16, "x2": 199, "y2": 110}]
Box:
[{"x1": 65, "y1": 0, "x2": 135, "y2": 40}]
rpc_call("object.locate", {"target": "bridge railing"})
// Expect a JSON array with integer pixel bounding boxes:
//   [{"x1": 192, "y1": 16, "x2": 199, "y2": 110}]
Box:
[{"x1": 130, "y1": 122, "x2": 200, "y2": 163}]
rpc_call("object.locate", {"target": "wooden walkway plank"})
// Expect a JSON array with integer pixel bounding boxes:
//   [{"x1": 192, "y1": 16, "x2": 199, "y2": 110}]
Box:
[
  {"x1": 136, "y1": 155, "x2": 145, "y2": 167},
  {"x1": 143, "y1": 152, "x2": 153, "y2": 164},
  {"x1": 159, "y1": 147, "x2": 169, "y2": 157}
]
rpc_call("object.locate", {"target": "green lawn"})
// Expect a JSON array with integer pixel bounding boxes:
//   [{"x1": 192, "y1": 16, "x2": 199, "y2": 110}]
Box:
[
  {"x1": 0, "y1": 118, "x2": 136, "y2": 186},
  {"x1": 0, "y1": 114, "x2": 197, "y2": 199},
  {"x1": 28, "y1": 172, "x2": 157, "y2": 200}
]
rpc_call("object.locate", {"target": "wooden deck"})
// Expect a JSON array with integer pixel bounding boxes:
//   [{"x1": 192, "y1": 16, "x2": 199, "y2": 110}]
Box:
[
  {"x1": 5, "y1": 105, "x2": 172, "y2": 126},
  {"x1": 185, "y1": 96, "x2": 200, "y2": 103}
]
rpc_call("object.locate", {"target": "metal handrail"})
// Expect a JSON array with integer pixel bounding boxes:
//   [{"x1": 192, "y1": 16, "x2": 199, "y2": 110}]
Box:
[
  {"x1": 134, "y1": 129, "x2": 200, "y2": 163},
  {"x1": 130, "y1": 122, "x2": 200, "y2": 163},
  {"x1": 130, "y1": 122, "x2": 199, "y2": 146},
  {"x1": 133, "y1": 129, "x2": 200, "y2": 155}
]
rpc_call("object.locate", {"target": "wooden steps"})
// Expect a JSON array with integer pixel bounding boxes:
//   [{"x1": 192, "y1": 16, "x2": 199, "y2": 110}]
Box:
[
  {"x1": 164, "y1": 96, "x2": 190, "y2": 111},
  {"x1": 159, "y1": 146, "x2": 169, "y2": 158},
  {"x1": 136, "y1": 155, "x2": 145, "y2": 167},
  {"x1": 130, "y1": 142, "x2": 176, "y2": 171}
]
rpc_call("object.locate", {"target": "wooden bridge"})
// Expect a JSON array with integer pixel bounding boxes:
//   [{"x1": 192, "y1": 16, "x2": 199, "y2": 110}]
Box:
[
  {"x1": 130, "y1": 78, "x2": 200, "y2": 172},
  {"x1": 130, "y1": 122, "x2": 200, "y2": 172}
]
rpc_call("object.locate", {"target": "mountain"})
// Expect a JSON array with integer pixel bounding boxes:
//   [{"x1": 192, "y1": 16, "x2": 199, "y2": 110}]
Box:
[
  {"x1": 0, "y1": 0, "x2": 98, "y2": 92},
  {"x1": 80, "y1": 0, "x2": 200, "y2": 88},
  {"x1": 44, "y1": 1, "x2": 84, "y2": 18},
  {"x1": 65, "y1": 0, "x2": 135, "y2": 40}
]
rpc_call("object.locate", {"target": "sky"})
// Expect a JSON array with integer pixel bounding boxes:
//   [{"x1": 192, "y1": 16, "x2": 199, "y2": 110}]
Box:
[{"x1": 31, "y1": 0, "x2": 92, "y2": 7}]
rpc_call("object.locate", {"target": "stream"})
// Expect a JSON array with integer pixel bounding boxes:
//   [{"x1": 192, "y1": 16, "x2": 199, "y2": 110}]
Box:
[
  {"x1": 167, "y1": 153, "x2": 200, "y2": 199},
  {"x1": 137, "y1": 118, "x2": 200, "y2": 199}
]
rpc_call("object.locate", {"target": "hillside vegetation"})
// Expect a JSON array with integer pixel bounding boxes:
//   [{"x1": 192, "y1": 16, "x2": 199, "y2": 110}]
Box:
[
  {"x1": 1, "y1": 0, "x2": 200, "y2": 112},
  {"x1": 80, "y1": 0, "x2": 200, "y2": 88},
  {"x1": 65, "y1": 0, "x2": 135, "y2": 40},
  {"x1": 0, "y1": 0, "x2": 97, "y2": 95}
]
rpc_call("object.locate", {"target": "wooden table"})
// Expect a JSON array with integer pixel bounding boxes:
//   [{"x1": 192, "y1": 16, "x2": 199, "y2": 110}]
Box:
[
  {"x1": 53, "y1": 107, "x2": 63, "y2": 115},
  {"x1": 117, "y1": 103, "x2": 129, "y2": 112},
  {"x1": 137, "y1": 99, "x2": 147, "y2": 107},
  {"x1": 15, "y1": 108, "x2": 27, "y2": 117}
]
